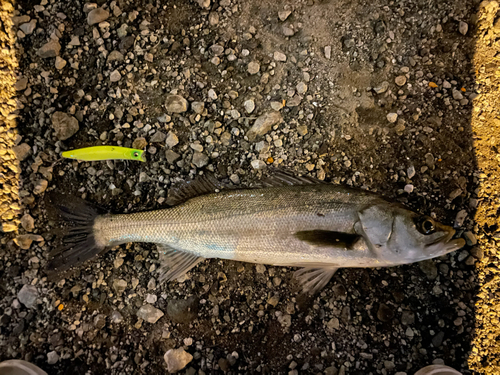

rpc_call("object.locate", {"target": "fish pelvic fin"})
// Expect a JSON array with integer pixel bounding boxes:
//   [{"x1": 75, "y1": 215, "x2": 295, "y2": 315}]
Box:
[
  {"x1": 157, "y1": 245, "x2": 205, "y2": 283},
  {"x1": 45, "y1": 192, "x2": 106, "y2": 277},
  {"x1": 293, "y1": 267, "x2": 338, "y2": 295}
]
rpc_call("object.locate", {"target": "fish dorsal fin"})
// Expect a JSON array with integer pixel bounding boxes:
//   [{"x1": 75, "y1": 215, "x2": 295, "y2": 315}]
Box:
[
  {"x1": 157, "y1": 245, "x2": 205, "y2": 283},
  {"x1": 294, "y1": 230, "x2": 363, "y2": 249},
  {"x1": 294, "y1": 267, "x2": 338, "y2": 294},
  {"x1": 166, "y1": 173, "x2": 224, "y2": 206},
  {"x1": 261, "y1": 168, "x2": 328, "y2": 187}
]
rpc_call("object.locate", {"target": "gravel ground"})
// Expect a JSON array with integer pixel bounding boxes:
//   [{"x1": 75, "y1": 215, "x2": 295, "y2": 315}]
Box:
[{"x1": 1, "y1": 0, "x2": 495, "y2": 374}]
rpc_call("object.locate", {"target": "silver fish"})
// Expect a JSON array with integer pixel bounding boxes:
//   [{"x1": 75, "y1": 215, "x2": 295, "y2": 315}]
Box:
[{"x1": 47, "y1": 171, "x2": 465, "y2": 293}]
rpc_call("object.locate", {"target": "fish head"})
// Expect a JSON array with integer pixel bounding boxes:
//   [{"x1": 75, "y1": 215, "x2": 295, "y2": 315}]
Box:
[{"x1": 358, "y1": 204, "x2": 465, "y2": 264}]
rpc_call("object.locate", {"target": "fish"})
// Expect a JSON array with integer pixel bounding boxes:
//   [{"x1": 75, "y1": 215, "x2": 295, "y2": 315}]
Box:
[
  {"x1": 45, "y1": 170, "x2": 465, "y2": 294},
  {"x1": 61, "y1": 146, "x2": 145, "y2": 162}
]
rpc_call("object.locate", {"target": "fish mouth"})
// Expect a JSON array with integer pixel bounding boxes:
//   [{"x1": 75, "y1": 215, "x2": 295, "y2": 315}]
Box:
[{"x1": 426, "y1": 229, "x2": 466, "y2": 257}]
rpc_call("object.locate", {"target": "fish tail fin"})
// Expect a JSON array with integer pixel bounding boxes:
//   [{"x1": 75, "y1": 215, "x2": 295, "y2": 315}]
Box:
[{"x1": 44, "y1": 192, "x2": 106, "y2": 276}]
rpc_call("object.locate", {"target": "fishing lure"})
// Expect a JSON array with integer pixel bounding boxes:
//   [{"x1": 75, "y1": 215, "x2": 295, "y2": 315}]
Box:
[{"x1": 61, "y1": 146, "x2": 145, "y2": 162}]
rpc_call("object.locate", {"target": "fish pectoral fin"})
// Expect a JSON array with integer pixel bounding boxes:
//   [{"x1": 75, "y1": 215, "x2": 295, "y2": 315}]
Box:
[
  {"x1": 157, "y1": 245, "x2": 205, "y2": 283},
  {"x1": 293, "y1": 267, "x2": 338, "y2": 295},
  {"x1": 294, "y1": 230, "x2": 362, "y2": 249}
]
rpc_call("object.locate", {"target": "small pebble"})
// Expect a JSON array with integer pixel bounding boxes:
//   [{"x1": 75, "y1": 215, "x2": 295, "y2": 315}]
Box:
[
  {"x1": 387, "y1": 113, "x2": 398, "y2": 123},
  {"x1": 274, "y1": 51, "x2": 287, "y2": 62}
]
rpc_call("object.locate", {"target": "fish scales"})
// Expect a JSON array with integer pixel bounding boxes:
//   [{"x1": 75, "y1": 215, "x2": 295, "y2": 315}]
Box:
[{"x1": 95, "y1": 185, "x2": 383, "y2": 266}]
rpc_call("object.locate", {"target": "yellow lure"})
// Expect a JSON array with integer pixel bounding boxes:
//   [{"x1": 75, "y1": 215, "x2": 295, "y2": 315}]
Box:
[{"x1": 61, "y1": 146, "x2": 146, "y2": 162}]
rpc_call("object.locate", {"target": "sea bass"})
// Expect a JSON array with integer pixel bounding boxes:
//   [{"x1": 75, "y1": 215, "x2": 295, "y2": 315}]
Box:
[{"x1": 46, "y1": 171, "x2": 465, "y2": 293}]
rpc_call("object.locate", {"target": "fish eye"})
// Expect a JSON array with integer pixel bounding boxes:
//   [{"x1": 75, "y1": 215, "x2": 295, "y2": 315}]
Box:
[
  {"x1": 133, "y1": 151, "x2": 139, "y2": 157},
  {"x1": 420, "y1": 219, "x2": 435, "y2": 234}
]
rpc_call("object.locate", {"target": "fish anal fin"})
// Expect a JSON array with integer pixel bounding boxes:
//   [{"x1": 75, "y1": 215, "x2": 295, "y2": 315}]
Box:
[
  {"x1": 166, "y1": 173, "x2": 224, "y2": 206},
  {"x1": 293, "y1": 267, "x2": 338, "y2": 294},
  {"x1": 157, "y1": 245, "x2": 204, "y2": 283},
  {"x1": 261, "y1": 168, "x2": 328, "y2": 187},
  {"x1": 294, "y1": 230, "x2": 362, "y2": 249}
]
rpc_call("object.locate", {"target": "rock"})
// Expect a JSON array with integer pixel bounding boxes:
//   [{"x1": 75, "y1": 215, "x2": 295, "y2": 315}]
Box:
[
  {"x1": 15, "y1": 77, "x2": 28, "y2": 91},
  {"x1": 432, "y1": 331, "x2": 445, "y2": 347},
  {"x1": 247, "y1": 61, "x2": 260, "y2": 75},
  {"x1": 119, "y1": 35, "x2": 135, "y2": 50},
  {"x1": 88, "y1": 7, "x2": 110, "y2": 25},
  {"x1": 404, "y1": 184, "x2": 414, "y2": 193},
  {"x1": 419, "y1": 259, "x2": 438, "y2": 280},
  {"x1": 132, "y1": 137, "x2": 147, "y2": 149},
  {"x1": 192, "y1": 152, "x2": 209, "y2": 168},
  {"x1": 274, "y1": 51, "x2": 287, "y2": 62},
  {"x1": 278, "y1": 10, "x2": 292, "y2": 21},
  {"x1": 167, "y1": 296, "x2": 199, "y2": 324},
  {"x1": 324, "y1": 45, "x2": 332, "y2": 59},
  {"x1": 18, "y1": 285, "x2": 38, "y2": 308},
  {"x1": 150, "y1": 131, "x2": 166, "y2": 143},
  {"x1": 107, "y1": 50, "x2": 124, "y2": 62},
  {"x1": 282, "y1": 26, "x2": 295, "y2": 36},
  {"x1": 395, "y1": 75, "x2": 407, "y2": 86},
  {"x1": 220, "y1": 132, "x2": 232, "y2": 146},
  {"x1": 94, "y1": 314, "x2": 107, "y2": 329},
  {"x1": 166, "y1": 132, "x2": 179, "y2": 147},
  {"x1": 251, "y1": 160, "x2": 266, "y2": 170},
  {"x1": 190, "y1": 143, "x2": 203, "y2": 152},
  {"x1": 19, "y1": 19, "x2": 36, "y2": 35},
  {"x1": 33, "y1": 179, "x2": 48, "y2": 195},
  {"x1": 165, "y1": 150, "x2": 180, "y2": 164},
  {"x1": 443, "y1": 80, "x2": 452, "y2": 89},
  {"x1": 191, "y1": 101, "x2": 205, "y2": 114},
  {"x1": 21, "y1": 214, "x2": 35, "y2": 232},
  {"x1": 218, "y1": 358, "x2": 230, "y2": 372},
  {"x1": 230, "y1": 174, "x2": 240, "y2": 184},
  {"x1": 197, "y1": 0, "x2": 210, "y2": 9},
  {"x1": 164, "y1": 348, "x2": 193, "y2": 373},
  {"x1": 470, "y1": 247, "x2": 483, "y2": 260},
  {"x1": 327, "y1": 317, "x2": 340, "y2": 331},
  {"x1": 247, "y1": 111, "x2": 283, "y2": 141},
  {"x1": 296, "y1": 82, "x2": 307, "y2": 94},
  {"x1": 51, "y1": 112, "x2": 79, "y2": 140},
  {"x1": 110, "y1": 70, "x2": 121, "y2": 82},
  {"x1": 13, "y1": 143, "x2": 31, "y2": 161},
  {"x1": 209, "y1": 12, "x2": 219, "y2": 25},
  {"x1": 376, "y1": 303, "x2": 394, "y2": 322},
  {"x1": 459, "y1": 21, "x2": 468, "y2": 35},
  {"x1": 297, "y1": 125, "x2": 308, "y2": 136},
  {"x1": 166, "y1": 95, "x2": 188, "y2": 113},
  {"x1": 110, "y1": 311, "x2": 123, "y2": 323},
  {"x1": 113, "y1": 279, "x2": 127, "y2": 294},
  {"x1": 386, "y1": 113, "x2": 398, "y2": 123},
  {"x1": 454, "y1": 209, "x2": 468, "y2": 227},
  {"x1": 55, "y1": 56, "x2": 67, "y2": 70},
  {"x1": 37, "y1": 40, "x2": 61, "y2": 58},
  {"x1": 244, "y1": 99, "x2": 255, "y2": 113},
  {"x1": 208, "y1": 89, "x2": 217, "y2": 100},
  {"x1": 270, "y1": 101, "x2": 283, "y2": 111},
  {"x1": 407, "y1": 165, "x2": 415, "y2": 178},
  {"x1": 401, "y1": 310, "x2": 415, "y2": 325},
  {"x1": 146, "y1": 294, "x2": 157, "y2": 304},
  {"x1": 373, "y1": 81, "x2": 389, "y2": 94},
  {"x1": 464, "y1": 231, "x2": 477, "y2": 246},
  {"x1": 452, "y1": 89, "x2": 463, "y2": 100},
  {"x1": 137, "y1": 304, "x2": 164, "y2": 323},
  {"x1": 47, "y1": 351, "x2": 59, "y2": 365}
]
